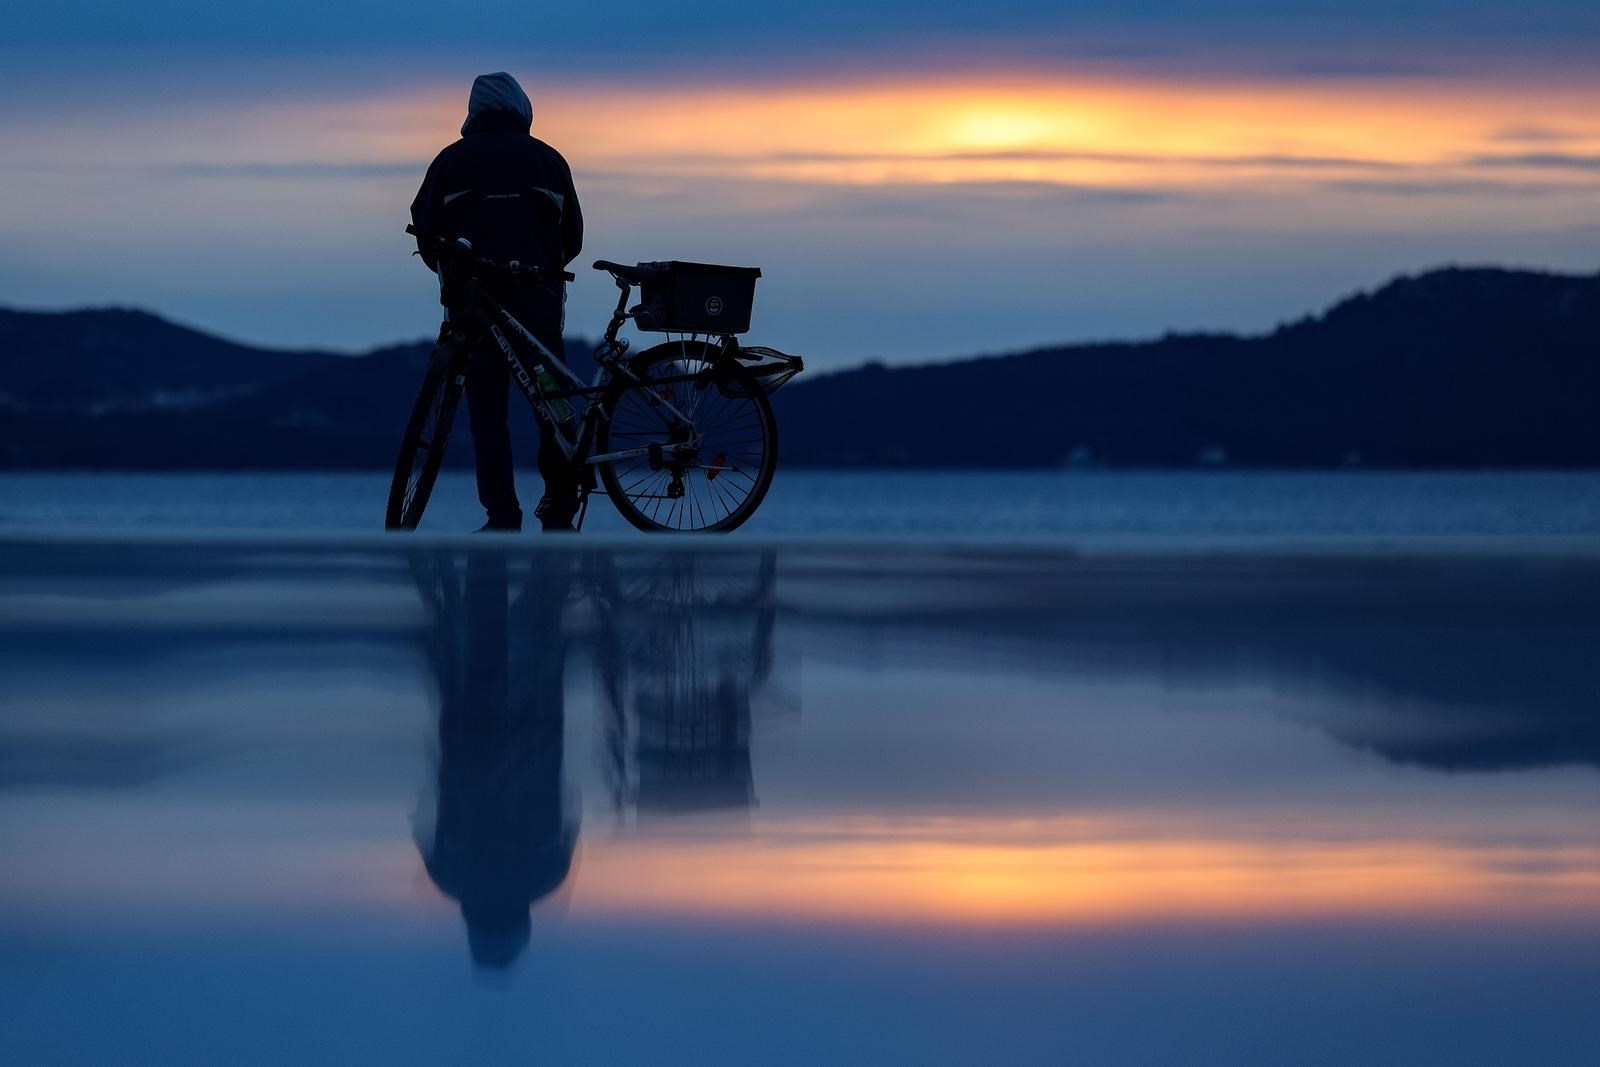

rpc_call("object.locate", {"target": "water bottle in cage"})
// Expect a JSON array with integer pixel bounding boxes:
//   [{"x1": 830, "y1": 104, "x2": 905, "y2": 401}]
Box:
[{"x1": 534, "y1": 364, "x2": 574, "y2": 423}]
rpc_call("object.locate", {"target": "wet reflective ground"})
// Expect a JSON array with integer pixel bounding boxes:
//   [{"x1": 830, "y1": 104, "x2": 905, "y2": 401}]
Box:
[{"x1": 3, "y1": 535, "x2": 1600, "y2": 1064}]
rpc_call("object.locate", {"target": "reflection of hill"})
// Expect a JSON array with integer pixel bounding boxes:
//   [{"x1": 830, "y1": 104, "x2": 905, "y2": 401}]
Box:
[
  {"x1": 3, "y1": 539, "x2": 1595, "y2": 785},
  {"x1": 782, "y1": 551, "x2": 1600, "y2": 773},
  {"x1": 0, "y1": 733, "x2": 204, "y2": 789},
  {"x1": 1228, "y1": 624, "x2": 1600, "y2": 772}
]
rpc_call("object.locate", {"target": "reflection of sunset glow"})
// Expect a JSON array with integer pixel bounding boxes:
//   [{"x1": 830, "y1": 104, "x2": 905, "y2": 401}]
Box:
[
  {"x1": 7, "y1": 809, "x2": 1600, "y2": 930},
  {"x1": 569, "y1": 817, "x2": 1600, "y2": 926}
]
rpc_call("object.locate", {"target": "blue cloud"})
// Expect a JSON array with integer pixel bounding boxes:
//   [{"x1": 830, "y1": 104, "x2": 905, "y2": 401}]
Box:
[
  {"x1": 10, "y1": 0, "x2": 1600, "y2": 50},
  {"x1": 1468, "y1": 152, "x2": 1600, "y2": 172}
]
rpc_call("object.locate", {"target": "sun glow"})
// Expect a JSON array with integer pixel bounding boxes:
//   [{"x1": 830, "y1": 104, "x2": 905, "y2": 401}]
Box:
[
  {"x1": 947, "y1": 107, "x2": 1090, "y2": 150},
  {"x1": 21, "y1": 69, "x2": 1595, "y2": 203},
  {"x1": 451, "y1": 74, "x2": 1600, "y2": 195}
]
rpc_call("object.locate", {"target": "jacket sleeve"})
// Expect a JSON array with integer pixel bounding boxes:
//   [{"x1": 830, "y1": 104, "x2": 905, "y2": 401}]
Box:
[
  {"x1": 560, "y1": 157, "x2": 583, "y2": 267},
  {"x1": 410, "y1": 154, "x2": 445, "y2": 272}
]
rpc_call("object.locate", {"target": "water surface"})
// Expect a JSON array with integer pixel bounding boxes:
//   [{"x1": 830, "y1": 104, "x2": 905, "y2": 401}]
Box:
[
  {"x1": 5, "y1": 469, "x2": 1600, "y2": 537},
  {"x1": 2, "y1": 536, "x2": 1598, "y2": 1064}
]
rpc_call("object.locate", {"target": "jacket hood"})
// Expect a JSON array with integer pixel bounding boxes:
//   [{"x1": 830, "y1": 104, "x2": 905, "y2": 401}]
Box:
[{"x1": 461, "y1": 72, "x2": 532, "y2": 136}]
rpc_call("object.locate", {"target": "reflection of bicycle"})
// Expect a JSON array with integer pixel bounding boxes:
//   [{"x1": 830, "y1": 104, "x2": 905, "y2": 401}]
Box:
[
  {"x1": 386, "y1": 227, "x2": 804, "y2": 533},
  {"x1": 589, "y1": 551, "x2": 778, "y2": 816}
]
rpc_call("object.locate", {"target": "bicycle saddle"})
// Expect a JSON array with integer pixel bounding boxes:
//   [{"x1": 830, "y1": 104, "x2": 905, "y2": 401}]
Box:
[{"x1": 593, "y1": 260, "x2": 666, "y2": 285}]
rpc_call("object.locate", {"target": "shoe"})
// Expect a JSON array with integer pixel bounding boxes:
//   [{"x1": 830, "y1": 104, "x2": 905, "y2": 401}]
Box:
[
  {"x1": 534, "y1": 495, "x2": 579, "y2": 532},
  {"x1": 475, "y1": 518, "x2": 522, "y2": 533}
]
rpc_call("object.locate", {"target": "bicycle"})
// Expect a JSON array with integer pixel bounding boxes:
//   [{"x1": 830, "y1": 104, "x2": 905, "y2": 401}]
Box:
[{"x1": 385, "y1": 226, "x2": 803, "y2": 533}]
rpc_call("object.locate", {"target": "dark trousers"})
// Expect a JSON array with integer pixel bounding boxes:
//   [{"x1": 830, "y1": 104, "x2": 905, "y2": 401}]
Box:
[{"x1": 464, "y1": 284, "x2": 579, "y2": 529}]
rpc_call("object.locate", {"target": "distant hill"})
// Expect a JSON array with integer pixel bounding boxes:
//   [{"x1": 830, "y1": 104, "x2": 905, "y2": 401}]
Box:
[
  {"x1": 774, "y1": 266, "x2": 1600, "y2": 468},
  {"x1": 0, "y1": 307, "x2": 344, "y2": 414},
  {"x1": 3, "y1": 265, "x2": 1598, "y2": 469},
  {"x1": 0, "y1": 308, "x2": 595, "y2": 469}
]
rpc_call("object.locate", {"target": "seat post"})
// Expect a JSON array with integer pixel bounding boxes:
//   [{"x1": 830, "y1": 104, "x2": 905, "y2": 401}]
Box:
[{"x1": 601, "y1": 280, "x2": 631, "y2": 346}]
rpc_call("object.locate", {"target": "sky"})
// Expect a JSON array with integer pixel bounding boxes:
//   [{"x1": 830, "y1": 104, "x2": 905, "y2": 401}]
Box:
[{"x1": 2, "y1": 3, "x2": 1599, "y2": 369}]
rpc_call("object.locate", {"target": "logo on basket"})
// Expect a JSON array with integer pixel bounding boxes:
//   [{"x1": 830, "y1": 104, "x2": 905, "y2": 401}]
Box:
[{"x1": 705, "y1": 295, "x2": 723, "y2": 316}]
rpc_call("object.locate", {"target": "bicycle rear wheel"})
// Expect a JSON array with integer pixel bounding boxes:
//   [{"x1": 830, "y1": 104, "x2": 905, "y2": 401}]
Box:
[
  {"x1": 596, "y1": 340, "x2": 778, "y2": 533},
  {"x1": 385, "y1": 338, "x2": 468, "y2": 530}
]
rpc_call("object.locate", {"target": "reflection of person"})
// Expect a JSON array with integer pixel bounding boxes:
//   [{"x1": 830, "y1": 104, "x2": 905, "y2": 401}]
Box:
[
  {"x1": 415, "y1": 552, "x2": 575, "y2": 969},
  {"x1": 410, "y1": 72, "x2": 584, "y2": 532}
]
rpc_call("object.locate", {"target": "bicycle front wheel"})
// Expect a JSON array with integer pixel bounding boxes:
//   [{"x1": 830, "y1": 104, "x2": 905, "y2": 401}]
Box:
[
  {"x1": 385, "y1": 339, "x2": 467, "y2": 530},
  {"x1": 596, "y1": 340, "x2": 778, "y2": 533}
]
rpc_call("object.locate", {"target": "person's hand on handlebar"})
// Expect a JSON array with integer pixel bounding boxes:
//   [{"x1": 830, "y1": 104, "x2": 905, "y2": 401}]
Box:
[{"x1": 405, "y1": 225, "x2": 574, "y2": 283}]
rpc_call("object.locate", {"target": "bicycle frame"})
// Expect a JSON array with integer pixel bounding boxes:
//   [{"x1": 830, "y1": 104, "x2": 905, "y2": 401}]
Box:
[
  {"x1": 451, "y1": 273, "x2": 748, "y2": 524},
  {"x1": 454, "y1": 274, "x2": 738, "y2": 473},
  {"x1": 395, "y1": 224, "x2": 795, "y2": 533}
]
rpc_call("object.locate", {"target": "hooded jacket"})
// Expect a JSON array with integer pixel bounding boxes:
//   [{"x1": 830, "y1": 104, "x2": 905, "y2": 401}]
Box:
[{"x1": 410, "y1": 72, "x2": 583, "y2": 275}]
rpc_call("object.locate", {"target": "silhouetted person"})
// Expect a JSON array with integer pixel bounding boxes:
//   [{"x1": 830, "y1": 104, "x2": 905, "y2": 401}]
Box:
[
  {"x1": 411, "y1": 72, "x2": 584, "y2": 531},
  {"x1": 415, "y1": 552, "x2": 576, "y2": 970}
]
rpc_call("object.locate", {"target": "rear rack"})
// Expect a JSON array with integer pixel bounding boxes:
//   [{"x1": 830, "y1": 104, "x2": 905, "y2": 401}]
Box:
[{"x1": 727, "y1": 346, "x2": 804, "y2": 397}]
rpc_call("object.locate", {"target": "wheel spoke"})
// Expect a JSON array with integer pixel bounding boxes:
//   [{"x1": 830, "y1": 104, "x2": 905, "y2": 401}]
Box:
[{"x1": 597, "y1": 345, "x2": 774, "y2": 532}]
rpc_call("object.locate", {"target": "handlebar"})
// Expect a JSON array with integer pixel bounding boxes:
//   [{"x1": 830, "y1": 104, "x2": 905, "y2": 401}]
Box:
[{"x1": 405, "y1": 224, "x2": 575, "y2": 283}]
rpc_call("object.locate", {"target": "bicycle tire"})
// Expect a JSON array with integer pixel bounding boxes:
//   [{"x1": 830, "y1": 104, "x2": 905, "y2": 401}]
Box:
[
  {"x1": 596, "y1": 340, "x2": 778, "y2": 533},
  {"x1": 385, "y1": 339, "x2": 468, "y2": 530}
]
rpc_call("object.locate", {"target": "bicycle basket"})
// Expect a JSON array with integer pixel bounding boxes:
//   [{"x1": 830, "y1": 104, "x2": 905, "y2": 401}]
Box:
[
  {"x1": 632, "y1": 261, "x2": 761, "y2": 334},
  {"x1": 719, "y1": 345, "x2": 805, "y2": 397}
]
